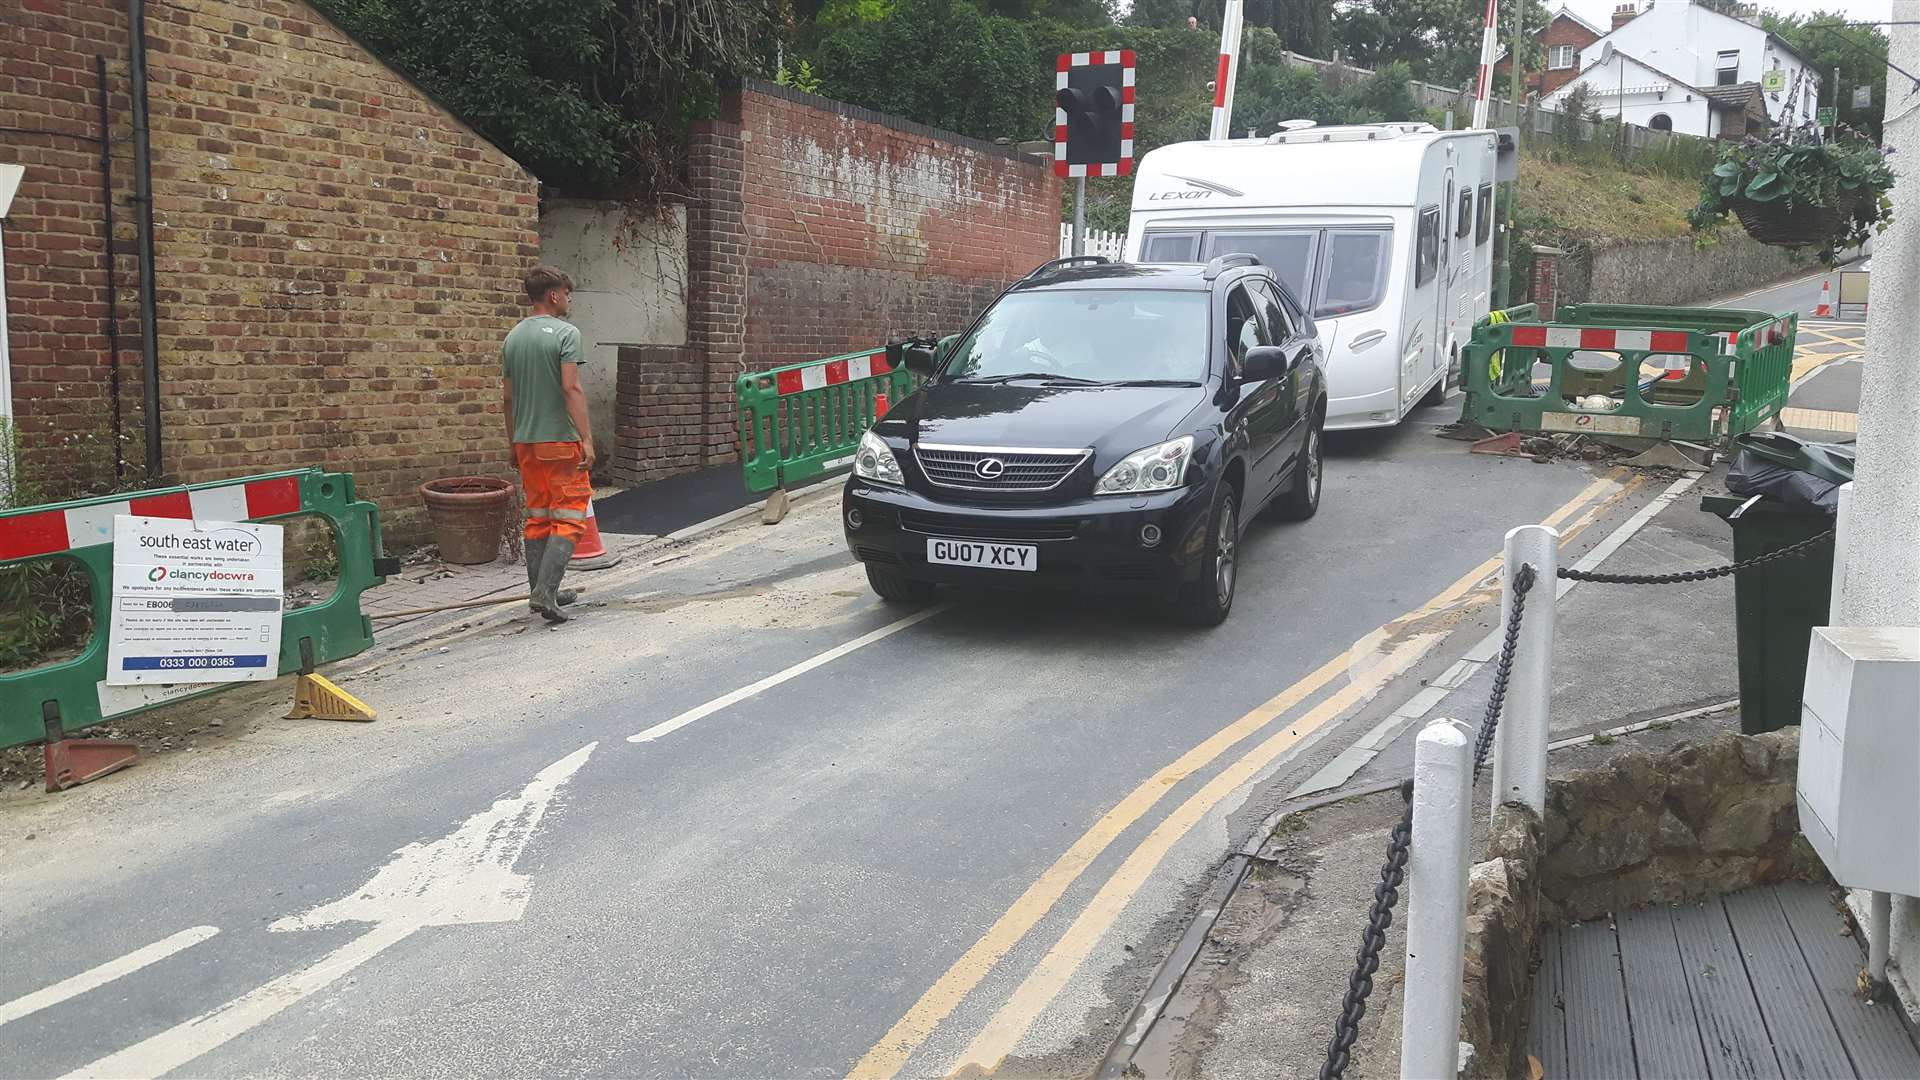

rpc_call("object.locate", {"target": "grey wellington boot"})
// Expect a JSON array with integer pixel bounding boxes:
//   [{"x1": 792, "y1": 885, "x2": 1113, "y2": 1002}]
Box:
[
  {"x1": 523, "y1": 538, "x2": 576, "y2": 611},
  {"x1": 531, "y1": 536, "x2": 576, "y2": 623}
]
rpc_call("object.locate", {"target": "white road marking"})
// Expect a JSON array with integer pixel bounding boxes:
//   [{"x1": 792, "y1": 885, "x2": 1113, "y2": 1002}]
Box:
[
  {"x1": 628, "y1": 605, "x2": 948, "y2": 743},
  {"x1": 1294, "y1": 474, "x2": 1700, "y2": 798},
  {"x1": 0, "y1": 927, "x2": 220, "y2": 1029},
  {"x1": 62, "y1": 744, "x2": 597, "y2": 1079}
]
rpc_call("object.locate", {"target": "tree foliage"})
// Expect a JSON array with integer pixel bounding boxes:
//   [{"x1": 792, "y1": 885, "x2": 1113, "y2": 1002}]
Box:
[
  {"x1": 1763, "y1": 10, "x2": 1890, "y2": 139},
  {"x1": 312, "y1": 0, "x2": 786, "y2": 196}
]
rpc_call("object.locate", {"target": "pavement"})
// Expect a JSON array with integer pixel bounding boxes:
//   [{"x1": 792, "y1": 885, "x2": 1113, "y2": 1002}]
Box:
[{"x1": 0, "y1": 265, "x2": 1875, "y2": 1079}]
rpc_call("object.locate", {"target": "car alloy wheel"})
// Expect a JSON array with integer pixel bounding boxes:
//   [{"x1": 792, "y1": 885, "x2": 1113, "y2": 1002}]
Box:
[{"x1": 1215, "y1": 494, "x2": 1237, "y2": 608}]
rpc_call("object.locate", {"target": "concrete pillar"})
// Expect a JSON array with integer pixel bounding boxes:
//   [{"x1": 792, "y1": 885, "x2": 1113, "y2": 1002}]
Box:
[
  {"x1": 1402, "y1": 718, "x2": 1475, "y2": 1080},
  {"x1": 1835, "y1": 0, "x2": 1920, "y2": 1010},
  {"x1": 1492, "y1": 524, "x2": 1559, "y2": 817}
]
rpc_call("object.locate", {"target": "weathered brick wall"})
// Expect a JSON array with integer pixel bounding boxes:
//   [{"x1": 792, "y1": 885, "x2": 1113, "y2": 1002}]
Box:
[
  {"x1": 1491, "y1": 14, "x2": 1602, "y2": 98},
  {"x1": 611, "y1": 81, "x2": 1058, "y2": 485},
  {"x1": 3, "y1": 0, "x2": 538, "y2": 544},
  {"x1": 0, "y1": 0, "x2": 140, "y2": 494}
]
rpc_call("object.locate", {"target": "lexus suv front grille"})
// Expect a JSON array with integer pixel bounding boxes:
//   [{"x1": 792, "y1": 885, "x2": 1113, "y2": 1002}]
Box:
[{"x1": 913, "y1": 444, "x2": 1090, "y2": 492}]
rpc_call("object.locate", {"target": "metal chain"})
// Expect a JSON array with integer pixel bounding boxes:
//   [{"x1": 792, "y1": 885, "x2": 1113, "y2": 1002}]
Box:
[
  {"x1": 1473, "y1": 563, "x2": 1535, "y2": 780},
  {"x1": 1320, "y1": 564, "x2": 1536, "y2": 1079},
  {"x1": 1557, "y1": 528, "x2": 1834, "y2": 586}
]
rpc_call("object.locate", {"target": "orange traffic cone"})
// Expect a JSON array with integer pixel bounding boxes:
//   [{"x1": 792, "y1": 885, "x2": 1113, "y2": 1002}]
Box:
[
  {"x1": 1815, "y1": 280, "x2": 1833, "y2": 317},
  {"x1": 874, "y1": 391, "x2": 890, "y2": 418},
  {"x1": 569, "y1": 498, "x2": 623, "y2": 570}
]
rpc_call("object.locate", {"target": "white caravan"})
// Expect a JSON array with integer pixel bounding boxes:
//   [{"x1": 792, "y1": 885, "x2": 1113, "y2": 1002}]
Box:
[{"x1": 1125, "y1": 123, "x2": 1500, "y2": 429}]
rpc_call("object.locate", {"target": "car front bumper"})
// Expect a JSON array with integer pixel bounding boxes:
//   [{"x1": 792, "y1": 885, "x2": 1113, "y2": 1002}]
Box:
[{"x1": 842, "y1": 481, "x2": 1215, "y2": 597}]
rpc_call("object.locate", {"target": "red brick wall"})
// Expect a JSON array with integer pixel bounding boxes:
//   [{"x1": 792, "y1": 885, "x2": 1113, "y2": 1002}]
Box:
[
  {"x1": 2, "y1": 0, "x2": 539, "y2": 543},
  {"x1": 1492, "y1": 14, "x2": 1602, "y2": 98},
  {"x1": 611, "y1": 81, "x2": 1060, "y2": 486}
]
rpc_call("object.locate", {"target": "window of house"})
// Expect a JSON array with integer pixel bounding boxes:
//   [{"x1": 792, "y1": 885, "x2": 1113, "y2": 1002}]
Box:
[
  {"x1": 1549, "y1": 45, "x2": 1576, "y2": 71},
  {"x1": 1717, "y1": 50, "x2": 1740, "y2": 86},
  {"x1": 1415, "y1": 206, "x2": 1440, "y2": 288},
  {"x1": 1650, "y1": 113, "x2": 1673, "y2": 131},
  {"x1": 1475, "y1": 184, "x2": 1494, "y2": 245}
]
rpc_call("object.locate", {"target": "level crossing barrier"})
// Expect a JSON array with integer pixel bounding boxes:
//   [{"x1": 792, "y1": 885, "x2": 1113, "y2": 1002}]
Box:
[
  {"x1": 1460, "y1": 303, "x2": 1795, "y2": 446},
  {"x1": 0, "y1": 469, "x2": 396, "y2": 759},
  {"x1": 737, "y1": 343, "x2": 931, "y2": 495}
]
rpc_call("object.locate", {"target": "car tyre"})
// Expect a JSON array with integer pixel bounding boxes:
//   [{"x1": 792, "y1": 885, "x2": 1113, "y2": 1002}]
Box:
[
  {"x1": 866, "y1": 564, "x2": 936, "y2": 604},
  {"x1": 1270, "y1": 413, "x2": 1324, "y2": 522},
  {"x1": 1420, "y1": 370, "x2": 1449, "y2": 408},
  {"x1": 1175, "y1": 485, "x2": 1238, "y2": 627}
]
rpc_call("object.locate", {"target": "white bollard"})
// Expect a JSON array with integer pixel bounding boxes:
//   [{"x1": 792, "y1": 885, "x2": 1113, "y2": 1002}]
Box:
[
  {"x1": 1402, "y1": 718, "x2": 1476, "y2": 1080},
  {"x1": 1490, "y1": 524, "x2": 1558, "y2": 817}
]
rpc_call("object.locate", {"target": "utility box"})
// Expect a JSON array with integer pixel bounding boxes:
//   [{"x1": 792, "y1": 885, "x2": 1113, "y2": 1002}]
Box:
[{"x1": 1796, "y1": 625, "x2": 1920, "y2": 896}]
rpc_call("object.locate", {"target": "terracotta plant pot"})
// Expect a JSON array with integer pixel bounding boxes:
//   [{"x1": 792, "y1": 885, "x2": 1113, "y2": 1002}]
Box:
[{"x1": 419, "y1": 476, "x2": 513, "y2": 565}]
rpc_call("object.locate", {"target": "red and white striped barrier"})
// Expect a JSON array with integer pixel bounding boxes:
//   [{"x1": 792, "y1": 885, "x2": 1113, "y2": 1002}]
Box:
[
  {"x1": 1471, "y1": 0, "x2": 1500, "y2": 129},
  {"x1": 773, "y1": 351, "x2": 894, "y2": 397},
  {"x1": 1509, "y1": 320, "x2": 1790, "y2": 355},
  {"x1": 1208, "y1": 0, "x2": 1244, "y2": 141},
  {"x1": 0, "y1": 475, "x2": 301, "y2": 561}
]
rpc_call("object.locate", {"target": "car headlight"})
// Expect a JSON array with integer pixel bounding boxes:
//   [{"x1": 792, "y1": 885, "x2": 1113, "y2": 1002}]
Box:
[
  {"x1": 855, "y1": 429, "x2": 904, "y2": 485},
  {"x1": 1096, "y1": 436, "x2": 1194, "y2": 495}
]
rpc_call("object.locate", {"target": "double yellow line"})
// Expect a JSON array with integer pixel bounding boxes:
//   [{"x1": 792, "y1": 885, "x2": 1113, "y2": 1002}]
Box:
[{"x1": 850, "y1": 472, "x2": 1633, "y2": 1078}]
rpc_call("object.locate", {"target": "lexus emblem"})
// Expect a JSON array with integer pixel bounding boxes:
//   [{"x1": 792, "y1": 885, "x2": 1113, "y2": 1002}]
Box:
[{"x1": 975, "y1": 457, "x2": 1007, "y2": 480}]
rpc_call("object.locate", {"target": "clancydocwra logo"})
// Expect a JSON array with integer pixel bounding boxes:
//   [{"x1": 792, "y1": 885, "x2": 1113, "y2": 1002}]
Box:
[{"x1": 148, "y1": 566, "x2": 168, "y2": 582}]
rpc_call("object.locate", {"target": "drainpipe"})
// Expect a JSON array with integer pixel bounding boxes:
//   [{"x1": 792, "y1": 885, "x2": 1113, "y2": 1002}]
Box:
[
  {"x1": 97, "y1": 55, "x2": 124, "y2": 479},
  {"x1": 127, "y1": 0, "x2": 163, "y2": 480}
]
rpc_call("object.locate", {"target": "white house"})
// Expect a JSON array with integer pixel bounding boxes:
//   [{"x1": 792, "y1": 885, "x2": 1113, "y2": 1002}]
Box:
[
  {"x1": 1543, "y1": 41, "x2": 1765, "y2": 139},
  {"x1": 1572, "y1": 0, "x2": 1819, "y2": 134}
]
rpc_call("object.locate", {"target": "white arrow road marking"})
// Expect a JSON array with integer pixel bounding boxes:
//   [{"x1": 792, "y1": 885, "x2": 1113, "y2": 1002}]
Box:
[
  {"x1": 0, "y1": 927, "x2": 220, "y2": 1029},
  {"x1": 62, "y1": 743, "x2": 596, "y2": 1080}
]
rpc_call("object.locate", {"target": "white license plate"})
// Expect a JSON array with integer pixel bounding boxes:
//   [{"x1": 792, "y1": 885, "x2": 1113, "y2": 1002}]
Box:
[{"x1": 926, "y1": 538, "x2": 1037, "y2": 572}]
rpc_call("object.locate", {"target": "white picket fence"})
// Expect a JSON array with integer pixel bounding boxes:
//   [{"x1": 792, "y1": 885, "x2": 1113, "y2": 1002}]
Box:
[{"x1": 1058, "y1": 224, "x2": 1126, "y2": 260}]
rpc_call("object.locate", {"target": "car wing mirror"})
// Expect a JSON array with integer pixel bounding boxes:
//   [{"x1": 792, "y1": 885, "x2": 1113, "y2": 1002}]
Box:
[
  {"x1": 889, "y1": 337, "x2": 941, "y2": 377},
  {"x1": 1241, "y1": 345, "x2": 1288, "y2": 381}
]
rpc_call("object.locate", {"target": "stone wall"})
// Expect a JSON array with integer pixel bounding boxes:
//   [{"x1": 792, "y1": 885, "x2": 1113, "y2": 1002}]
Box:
[
  {"x1": 1540, "y1": 232, "x2": 1816, "y2": 311},
  {"x1": 2, "y1": 0, "x2": 540, "y2": 542}
]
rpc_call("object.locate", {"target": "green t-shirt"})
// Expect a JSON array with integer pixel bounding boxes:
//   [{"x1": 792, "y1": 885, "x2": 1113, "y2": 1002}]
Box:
[{"x1": 502, "y1": 315, "x2": 585, "y2": 444}]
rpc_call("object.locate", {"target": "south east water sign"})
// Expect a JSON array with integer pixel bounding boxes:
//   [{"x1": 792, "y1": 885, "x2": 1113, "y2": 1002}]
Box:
[{"x1": 106, "y1": 515, "x2": 285, "y2": 684}]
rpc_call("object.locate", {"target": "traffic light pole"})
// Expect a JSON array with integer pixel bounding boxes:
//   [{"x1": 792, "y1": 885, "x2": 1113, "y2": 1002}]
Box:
[{"x1": 1072, "y1": 177, "x2": 1087, "y2": 257}]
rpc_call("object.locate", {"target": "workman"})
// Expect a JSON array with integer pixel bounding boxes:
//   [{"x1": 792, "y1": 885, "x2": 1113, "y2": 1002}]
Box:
[{"x1": 502, "y1": 266, "x2": 593, "y2": 623}]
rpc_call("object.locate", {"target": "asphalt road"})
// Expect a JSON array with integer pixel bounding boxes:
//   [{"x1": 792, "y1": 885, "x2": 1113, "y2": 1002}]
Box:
[{"x1": 0, "y1": 391, "x2": 1635, "y2": 1078}]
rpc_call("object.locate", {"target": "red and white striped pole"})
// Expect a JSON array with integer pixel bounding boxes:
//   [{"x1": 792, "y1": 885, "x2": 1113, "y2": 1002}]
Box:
[
  {"x1": 1471, "y1": 0, "x2": 1500, "y2": 129},
  {"x1": 1208, "y1": 0, "x2": 1245, "y2": 141}
]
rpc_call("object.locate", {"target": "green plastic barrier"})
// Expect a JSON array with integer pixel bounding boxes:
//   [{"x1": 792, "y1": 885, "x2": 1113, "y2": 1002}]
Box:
[
  {"x1": 1460, "y1": 304, "x2": 1794, "y2": 444},
  {"x1": 0, "y1": 469, "x2": 394, "y2": 750},
  {"x1": 737, "y1": 344, "x2": 923, "y2": 495}
]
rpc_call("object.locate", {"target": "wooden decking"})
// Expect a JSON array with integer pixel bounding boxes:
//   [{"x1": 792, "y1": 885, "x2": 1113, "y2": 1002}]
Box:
[{"x1": 1531, "y1": 883, "x2": 1920, "y2": 1079}]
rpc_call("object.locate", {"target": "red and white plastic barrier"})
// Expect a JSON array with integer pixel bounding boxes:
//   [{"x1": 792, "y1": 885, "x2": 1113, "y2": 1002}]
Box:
[
  {"x1": 773, "y1": 352, "x2": 893, "y2": 397},
  {"x1": 1209, "y1": 0, "x2": 1245, "y2": 141},
  {"x1": 1509, "y1": 320, "x2": 1790, "y2": 355},
  {"x1": 0, "y1": 475, "x2": 301, "y2": 561}
]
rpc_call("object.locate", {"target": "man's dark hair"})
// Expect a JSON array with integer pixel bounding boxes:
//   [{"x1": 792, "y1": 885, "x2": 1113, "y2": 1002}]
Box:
[{"x1": 523, "y1": 266, "x2": 574, "y2": 302}]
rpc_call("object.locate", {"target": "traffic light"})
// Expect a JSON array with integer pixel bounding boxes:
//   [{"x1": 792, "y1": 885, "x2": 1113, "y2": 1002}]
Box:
[{"x1": 1054, "y1": 51, "x2": 1135, "y2": 178}]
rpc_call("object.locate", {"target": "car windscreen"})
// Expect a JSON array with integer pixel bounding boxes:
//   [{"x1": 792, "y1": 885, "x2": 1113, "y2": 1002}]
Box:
[
  {"x1": 944, "y1": 289, "x2": 1210, "y2": 383},
  {"x1": 1315, "y1": 229, "x2": 1390, "y2": 318},
  {"x1": 1201, "y1": 231, "x2": 1316, "y2": 308}
]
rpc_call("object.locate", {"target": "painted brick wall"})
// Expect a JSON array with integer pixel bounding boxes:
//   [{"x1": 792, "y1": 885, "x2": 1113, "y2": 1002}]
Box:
[
  {"x1": 612, "y1": 81, "x2": 1058, "y2": 486},
  {"x1": 2, "y1": 0, "x2": 539, "y2": 544}
]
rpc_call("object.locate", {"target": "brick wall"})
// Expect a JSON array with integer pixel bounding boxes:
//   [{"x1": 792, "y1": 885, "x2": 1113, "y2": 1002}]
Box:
[
  {"x1": 611, "y1": 81, "x2": 1059, "y2": 486},
  {"x1": 2, "y1": 0, "x2": 539, "y2": 544},
  {"x1": 0, "y1": 0, "x2": 139, "y2": 492}
]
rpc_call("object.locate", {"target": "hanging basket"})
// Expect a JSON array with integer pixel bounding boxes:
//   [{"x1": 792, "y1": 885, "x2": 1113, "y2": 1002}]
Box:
[{"x1": 1728, "y1": 196, "x2": 1856, "y2": 249}]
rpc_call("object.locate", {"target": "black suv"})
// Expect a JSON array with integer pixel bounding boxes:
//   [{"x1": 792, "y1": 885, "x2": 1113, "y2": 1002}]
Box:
[{"x1": 842, "y1": 255, "x2": 1327, "y2": 625}]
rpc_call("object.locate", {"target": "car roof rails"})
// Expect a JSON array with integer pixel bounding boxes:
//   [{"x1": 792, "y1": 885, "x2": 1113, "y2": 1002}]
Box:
[
  {"x1": 1024, "y1": 255, "x2": 1111, "y2": 281},
  {"x1": 1202, "y1": 252, "x2": 1261, "y2": 281}
]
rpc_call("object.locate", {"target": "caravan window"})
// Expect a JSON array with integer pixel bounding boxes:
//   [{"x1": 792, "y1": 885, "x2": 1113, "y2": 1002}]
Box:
[
  {"x1": 1475, "y1": 184, "x2": 1494, "y2": 245},
  {"x1": 1141, "y1": 232, "x2": 1202, "y2": 262},
  {"x1": 1315, "y1": 230, "x2": 1390, "y2": 319},
  {"x1": 1201, "y1": 230, "x2": 1318, "y2": 308},
  {"x1": 1456, "y1": 188, "x2": 1473, "y2": 240},
  {"x1": 1415, "y1": 207, "x2": 1441, "y2": 287}
]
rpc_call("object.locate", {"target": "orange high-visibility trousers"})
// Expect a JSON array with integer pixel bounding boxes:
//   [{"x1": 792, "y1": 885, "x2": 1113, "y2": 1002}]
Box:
[{"x1": 514, "y1": 441, "x2": 591, "y2": 544}]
